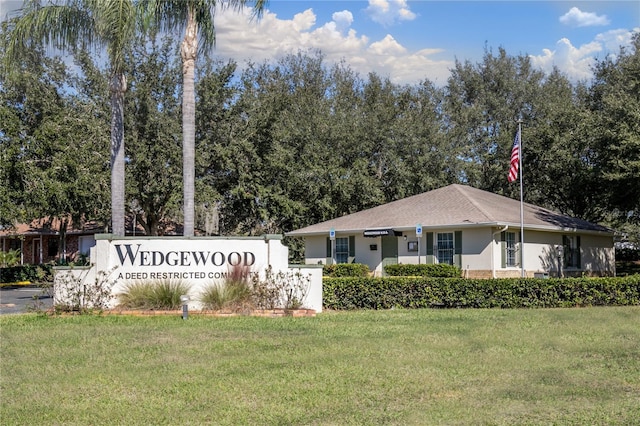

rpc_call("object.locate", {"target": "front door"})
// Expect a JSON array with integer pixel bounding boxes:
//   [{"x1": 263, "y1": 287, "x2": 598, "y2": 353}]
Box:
[
  {"x1": 381, "y1": 236, "x2": 398, "y2": 276},
  {"x1": 33, "y1": 239, "x2": 41, "y2": 265}
]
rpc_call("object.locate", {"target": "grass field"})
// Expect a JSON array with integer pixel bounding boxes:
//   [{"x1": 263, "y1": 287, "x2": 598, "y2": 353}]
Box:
[{"x1": 1, "y1": 307, "x2": 639, "y2": 425}]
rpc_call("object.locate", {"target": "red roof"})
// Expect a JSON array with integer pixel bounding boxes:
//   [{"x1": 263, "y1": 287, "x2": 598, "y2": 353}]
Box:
[{"x1": 0, "y1": 217, "x2": 105, "y2": 237}]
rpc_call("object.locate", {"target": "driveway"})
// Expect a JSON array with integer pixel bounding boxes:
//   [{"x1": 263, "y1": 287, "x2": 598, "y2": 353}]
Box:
[{"x1": 0, "y1": 286, "x2": 52, "y2": 315}]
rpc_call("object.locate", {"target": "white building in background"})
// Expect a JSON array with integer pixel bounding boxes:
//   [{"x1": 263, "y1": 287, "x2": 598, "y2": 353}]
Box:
[{"x1": 287, "y1": 184, "x2": 616, "y2": 278}]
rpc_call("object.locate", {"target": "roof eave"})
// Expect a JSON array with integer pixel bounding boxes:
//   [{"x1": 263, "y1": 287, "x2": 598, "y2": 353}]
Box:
[{"x1": 286, "y1": 221, "x2": 615, "y2": 237}]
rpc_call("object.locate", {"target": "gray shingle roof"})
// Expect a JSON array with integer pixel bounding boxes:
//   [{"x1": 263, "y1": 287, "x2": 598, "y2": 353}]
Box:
[{"x1": 287, "y1": 184, "x2": 612, "y2": 236}]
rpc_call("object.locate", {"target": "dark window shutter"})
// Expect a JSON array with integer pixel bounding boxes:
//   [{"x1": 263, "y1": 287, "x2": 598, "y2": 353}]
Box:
[
  {"x1": 516, "y1": 231, "x2": 522, "y2": 267},
  {"x1": 326, "y1": 237, "x2": 331, "y2": 257},
  {"x1": 501, "y1": 231, "x2": 506, "y2": 268},
  {"x1": 454, "y1": 231, "x2": 462, "y2": 254},
  {"x1": 454, "y1": 231, "x2": 462, "y2": 268},
  {"x1": 576, "y1": 236, "x2": 581, "y2": 269},
  {"x1": 426, "y1": 232, "x2": 434, "y2": 264},
  {"x1": 348, "y1": 236, "x2": 355, "y2": 257}
]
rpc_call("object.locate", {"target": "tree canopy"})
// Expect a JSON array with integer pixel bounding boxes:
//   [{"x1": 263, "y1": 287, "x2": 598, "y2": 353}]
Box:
[{"x1": 2, "y1": 21, "x2": 638, "y2": 249}]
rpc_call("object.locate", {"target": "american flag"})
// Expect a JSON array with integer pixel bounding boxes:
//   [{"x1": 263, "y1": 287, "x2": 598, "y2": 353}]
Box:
[{"x1": 507, "y1": 128, "x2": 521, "y2": 183}]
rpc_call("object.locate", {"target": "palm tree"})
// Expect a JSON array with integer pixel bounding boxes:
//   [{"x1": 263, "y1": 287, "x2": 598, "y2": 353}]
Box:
[
  {"x1": 5, "y1": 0, "x2": 137, "y2": 236},
  {"x1": 142, "y1": 0, "x2": 267, "y2": 236}
]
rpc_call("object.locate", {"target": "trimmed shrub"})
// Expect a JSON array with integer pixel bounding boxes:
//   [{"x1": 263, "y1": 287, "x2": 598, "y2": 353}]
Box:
[
  {"x1": 384, "y1": 263, "x2": 461, "y2": 278},
  {"x1": 0, "y1": 264, "x2": 53, "y2": 284},
  {"x1": 323, "y1": 275, "x2": 640, "y2": 310},
  {"x1": 323, "y1": 263, "x2": 369, "y2": 277}
]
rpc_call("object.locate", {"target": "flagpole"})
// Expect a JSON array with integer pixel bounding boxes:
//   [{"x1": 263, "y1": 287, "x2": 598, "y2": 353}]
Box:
[{"x1": 517, "y1": 119, "x2": 525, "y2": 278}]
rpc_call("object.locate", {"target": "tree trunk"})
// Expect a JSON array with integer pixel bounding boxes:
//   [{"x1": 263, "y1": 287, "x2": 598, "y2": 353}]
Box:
[
  {"x1": 58, "y1": 217, "x2": 68, "y2": 264},
  {"x1": 110, "y1": 73, "x2": 127, "y2": 236},
  {"x1": 181, "y1": 10, "x2": 198, "y2": 237}
]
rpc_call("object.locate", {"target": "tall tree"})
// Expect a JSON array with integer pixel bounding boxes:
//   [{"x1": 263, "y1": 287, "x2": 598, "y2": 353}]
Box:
[
  {"x1": 142, "y1": 0, "x2": 267, "y2": 236},
  {"x1": 4, "y1": 0, "x2": 137, "y2": 236},
  {"x1": 589, "y1": 33, "x2": 640, "y2": 242},
  {"x1": 0, "y1": 36, "x2": 110, "y2": 242},
  {"x1": 523, "y1": 69, "x2": 603, "y2": 221},
  {"x1": 124, "y1": 33, "x2": 183, "y2": 235},
  {"x1": 445, "y1": 47, "x2": 545, "y2": 195}
]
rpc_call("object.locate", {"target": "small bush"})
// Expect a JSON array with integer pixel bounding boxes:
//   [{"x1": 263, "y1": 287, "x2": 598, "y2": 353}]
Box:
[
  {"x1": 252, "y1": 266, "x2": 311, "y2": 310},
  {"x1": 1, "y1": 264, "x2": 53, "y2": 284},
  {"x1": 117, "y1": 281, "x2": 155, "y2": 309},
  {"x1": 200, "y1": 264, "x2": 253, "y2": 311},
  {"x1": 384, "y1": 263, "x2": 461, "y2": 278},
  {"x1": 117, "y1": 280, "x2": 192, "y2": 310},
  {"x1": 0, "y1": 249, "x2": 21, "y2": 267},
  {"x1": 200, "y1": 281, "x2": 253, "y2": 311},
  {"x1": 53, "y1": 268, "x2": 116, "y2": 314},
  {"x1": 323, "y1": 263, "x2": 369, "y2": 277}
]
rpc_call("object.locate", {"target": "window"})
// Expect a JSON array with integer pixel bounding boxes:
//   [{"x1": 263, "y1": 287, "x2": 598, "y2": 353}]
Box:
[
  {"x1": 47, "y1": 238, "x2": 58, "y2": 257},
  {"x1": 326, "y1": 236, "x2": 355, "y2": 264},
  {"x1": 437, "y1": 232, "x2": 454, "y2": 265},
  {"x1": 505, "y1": 232, "x2": 517, "y2": 267},
  {"x1": 335, "y1": 237, "x2": 349, "y2": 264},
  {"x1": 8, "y1": 239, "x2": 21, "y2": 251},
  {"x1": 563, "y1": 235, "x2": 581, "y2": 268},
  {"x1": 427, "y1": 231, "x2": 461, "y2": 267}
]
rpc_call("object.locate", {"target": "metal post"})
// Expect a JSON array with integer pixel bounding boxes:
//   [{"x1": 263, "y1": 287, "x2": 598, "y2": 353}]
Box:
[{"x1": 180, "y1": 295, "x2": 190, "y2": 320}]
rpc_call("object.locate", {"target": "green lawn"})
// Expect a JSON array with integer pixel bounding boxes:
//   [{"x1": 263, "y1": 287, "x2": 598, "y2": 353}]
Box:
[{"x1": 1, "y1": 307, "x2": 639, "y2": 425}]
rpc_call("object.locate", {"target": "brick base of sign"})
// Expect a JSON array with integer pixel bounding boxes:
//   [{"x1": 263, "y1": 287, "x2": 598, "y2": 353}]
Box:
[{"x1": 98, "y1": 308, "x2": 317, "y2": 318}]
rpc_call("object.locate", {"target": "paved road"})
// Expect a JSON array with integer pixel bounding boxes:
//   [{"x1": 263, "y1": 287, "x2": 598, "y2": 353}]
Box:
[{"x1": 0, "y1": 286, "x2": 53, "y2": 315}]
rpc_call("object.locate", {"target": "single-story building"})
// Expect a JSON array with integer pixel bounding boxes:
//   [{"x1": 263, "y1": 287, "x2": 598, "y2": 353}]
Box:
[
  {"x1": 287, "y1": 184, "x2": 616, "y2": 278},
  {"x1": 0, "y1": 216, "x2": 197, "y2": 266},
  {"x1": 0, "y1": 218, "x2": 103, "y2": 265}
]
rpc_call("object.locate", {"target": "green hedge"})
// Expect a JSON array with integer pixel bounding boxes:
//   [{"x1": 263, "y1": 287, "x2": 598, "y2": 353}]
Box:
[
  {"x1": 323, "y1": 263, "x2": 370, "y2": 277},
  {"x1": 384, "y1": 263, "x2": 461, "y2": 277},
  {"x1": 0, "y1": 265, "x2": 53, "y2": 284},
  {"x1": 323, "y1": 275, "x2": 640, "y2": 310}
]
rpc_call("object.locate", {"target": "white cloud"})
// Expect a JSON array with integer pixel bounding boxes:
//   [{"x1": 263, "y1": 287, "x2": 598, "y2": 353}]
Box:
[
  {"x1": 213, "y1": 7, "x2": 450, "y2": 85},
  {"x1": 364, "y1": 0, "x2": 417, "y2": 26},
  {"x1": 331, "y1": 10, "x2": 354, "y2": 33},
  {"x1": 368, "y1": 34, "x2": 407, "y2": 56},
  {"x1": 595, "y1": 28, "x2": 640, "y2": 53},
  {"x1": 529, "y1": 28, "x2": 639, "y2": 82},
  {"x1": 559, "y1": 7, "x2": 610, "y2": 28}
]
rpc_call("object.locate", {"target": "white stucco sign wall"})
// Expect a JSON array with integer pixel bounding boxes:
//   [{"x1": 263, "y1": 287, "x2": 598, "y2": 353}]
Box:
[{"x1": 56, "y1": 234, "x2": 322, "y2": 312}]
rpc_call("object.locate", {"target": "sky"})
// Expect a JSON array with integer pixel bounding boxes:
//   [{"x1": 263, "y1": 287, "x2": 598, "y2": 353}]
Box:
[{"x1": 1, "y1": 0, "x2": 639, "y2": 86}]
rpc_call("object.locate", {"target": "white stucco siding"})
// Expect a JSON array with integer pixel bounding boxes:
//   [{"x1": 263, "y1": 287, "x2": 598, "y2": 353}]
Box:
[
  {"x1": 355, "y1": 235, "x2": 382, "y2": 271},
  {"x1": 521, "y1": 230, "x2": 561, "y2": 274},
  {"x1": 517, "y1": 231, "x2": 615, "y2": 276},
  {"x1": 460, "y1": 228, "x2": 493, "y2": 272},
  {"x1": 301, "y1": 228, "x2": 615, "y2": 277},
  {"x1": 580, "y1": 234, "x2": 615, "y2": 275},
  {"x1": 304, "y1": 234, "x2": 382, "y2": 272},
  {"x1": 398, "y1": 233, "x2": 423, "y2": 265},
  {"x1": 304, "y1": 236, "x2": 327, "y2": 265}
]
